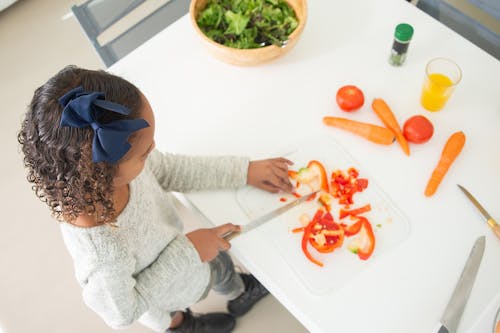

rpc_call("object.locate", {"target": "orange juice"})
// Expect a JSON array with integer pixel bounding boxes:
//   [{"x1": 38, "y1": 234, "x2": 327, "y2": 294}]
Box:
[{"x1": 421, "y1": 73, "x2": 454, "y2": 111}]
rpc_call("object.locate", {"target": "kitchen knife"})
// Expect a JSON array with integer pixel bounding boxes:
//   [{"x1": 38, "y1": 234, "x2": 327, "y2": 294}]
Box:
[
  {"x1": 458, "y1": 184, "x2": 500, "y2": 240},
  {"x1": 435, "y1": 235, "x2": 486, "y2": 333},
  {"x1": 222, "y1": 190, "x2": 319, "y2": 241}
]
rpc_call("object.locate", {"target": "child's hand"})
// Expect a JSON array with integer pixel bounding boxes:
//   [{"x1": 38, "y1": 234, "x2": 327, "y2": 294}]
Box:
[
  {"x1": 186, "y1": 223, "x2": 241, "y2": 262},
  {"x1": 247, "y1": 158, "x2": 294, "y2": 193}
]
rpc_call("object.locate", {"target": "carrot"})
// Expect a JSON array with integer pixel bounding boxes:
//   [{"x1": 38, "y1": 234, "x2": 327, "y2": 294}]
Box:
[
  {"x1": 323, "y1": 117, "x2": 395, "y2": 145},
  {"x1": 425, "y1": 131, "x2": 466, "y2": 197},
  {"x1": 371, "y1": 98, "x2": 410, "y2": 156}
]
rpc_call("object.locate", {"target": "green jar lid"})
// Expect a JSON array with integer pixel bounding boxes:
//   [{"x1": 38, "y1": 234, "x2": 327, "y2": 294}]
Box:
[{"x1": 394, "y1": 23, "x2": 414, "y2": 42}]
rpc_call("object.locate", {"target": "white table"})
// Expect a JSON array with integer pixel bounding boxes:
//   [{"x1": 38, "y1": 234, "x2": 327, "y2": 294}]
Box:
[{"x1": 110, "y1": 1, "x2": 500, "y2": 332}]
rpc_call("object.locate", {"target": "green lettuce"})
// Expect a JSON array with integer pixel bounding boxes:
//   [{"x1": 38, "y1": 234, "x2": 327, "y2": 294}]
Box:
[{"x1": 197, "y1": 0, "x2": 298, "y2": 49}]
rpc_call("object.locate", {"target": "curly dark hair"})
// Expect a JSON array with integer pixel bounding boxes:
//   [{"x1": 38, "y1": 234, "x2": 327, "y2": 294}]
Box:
[{"x1": 18, "y1": 65, "x2": 143, "y2": 225}]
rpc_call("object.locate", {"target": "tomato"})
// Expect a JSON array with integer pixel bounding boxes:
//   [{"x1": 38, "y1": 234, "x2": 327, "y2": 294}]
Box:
[
  {"x1": 403, "y1": 115, "x2": 434, "y2": 144},
  {"x1": 336, "y1": 85, "x2": 364, "y2": 112}
]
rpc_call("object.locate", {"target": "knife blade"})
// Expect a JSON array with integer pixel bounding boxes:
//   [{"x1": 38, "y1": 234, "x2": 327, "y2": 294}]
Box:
[
  {"x1": 457, "y1": 184, "x2": 500, "y2": 239},
  {"x1": 437, "y1": 236, "x2": 485, "y2": 333},
  {"x1": 222, "y1": 190, "x2": 319, "y2": 241}
]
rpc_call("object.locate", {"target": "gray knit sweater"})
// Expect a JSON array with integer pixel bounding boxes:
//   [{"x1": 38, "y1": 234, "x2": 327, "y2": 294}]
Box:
[{"x1": 60, "y1": 149, "x2": 249, "y2": 332}]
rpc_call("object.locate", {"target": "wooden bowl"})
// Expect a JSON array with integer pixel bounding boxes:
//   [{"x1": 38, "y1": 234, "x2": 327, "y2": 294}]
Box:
[{"x1": 190, "y1": 0, "x2": 307, "y2": 66}]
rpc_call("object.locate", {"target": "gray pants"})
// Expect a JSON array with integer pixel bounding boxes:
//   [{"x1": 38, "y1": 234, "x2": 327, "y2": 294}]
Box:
[
  {"x1": 198, "y1": 251, "x2": 245, "y2": 301},
  {"x1": 167, "y1": 252, "x2": 245, "y2": 330}
]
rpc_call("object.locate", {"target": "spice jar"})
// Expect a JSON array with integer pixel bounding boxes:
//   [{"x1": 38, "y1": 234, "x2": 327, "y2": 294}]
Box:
[{"x1": 389, "y1": 23, "x2": 414, "y2": 66}]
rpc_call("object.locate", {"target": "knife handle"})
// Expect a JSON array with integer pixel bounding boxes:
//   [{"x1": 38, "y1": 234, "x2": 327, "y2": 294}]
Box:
[{"x1": 490, "y1": 221, "x2": 500, "y2": 240}]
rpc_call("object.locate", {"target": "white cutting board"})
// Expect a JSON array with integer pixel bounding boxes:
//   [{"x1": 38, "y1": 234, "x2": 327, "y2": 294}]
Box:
[{"x1": 236, "y1": 137, "x2": 411, "y2": 295}]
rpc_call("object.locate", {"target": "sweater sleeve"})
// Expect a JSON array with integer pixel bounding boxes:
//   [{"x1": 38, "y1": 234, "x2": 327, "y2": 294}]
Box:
[
  {"x1": 146, "y1": 149, "x2": 250, "y2": 192},
  {"x1": 80, "y1": 231, "x2": 209, "y2": 332}
]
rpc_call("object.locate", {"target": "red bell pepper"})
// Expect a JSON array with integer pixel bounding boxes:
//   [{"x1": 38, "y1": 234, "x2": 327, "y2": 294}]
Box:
[
  {"x1": 342, "y1": 219, "x2": 363, "y2": 236},
  {"x1": 309, "y1": 211, "x2": 344, "y2": 253},
  {"x1": 307, "y1": 160, "x2": 329, "y2": 192},
  {"x1": 288, "y1": 161, "x2": 329, "y2": 195},
  {"x1": 292, "y1": 210, "x2": 341, "y2": 255},
  {"x1": 330, "y1": 169, "x2": 368, "y2": 208},
  {"x1": 289, "y1": 163, "x2": 375, "y2": 266},
  {"x1": 347, "y1": 167, "x2": 359, "y2": 178},
  {"x1": 302, "y1": 231, "x2": 324, "y2": 267},
  {"x1": 356, "y1": 178, "x2": 369, "y2": 191},
  {"x1": 310, "y1": 227, "x2": 344, "y2": 253},
  {"x1": 301, "y1": 210, "x2": 324, "y2": 267},
  {"x1": 347, "y1": 217, "x2": 375, "y2": 260},
  {"x1": 339, "y1": 204, "x2": 372, "y2": 219},
  {"x1": 318, "y1": 192, "x2": 332, "y2": 211},
  {"x1": 288, "y1": 170, "x2": 302, "y2": 191}
]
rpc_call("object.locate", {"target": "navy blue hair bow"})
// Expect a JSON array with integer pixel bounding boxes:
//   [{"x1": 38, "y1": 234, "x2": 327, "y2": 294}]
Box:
[{"x1": 59, "y1": 86, "x2": 149, "y2": 164}]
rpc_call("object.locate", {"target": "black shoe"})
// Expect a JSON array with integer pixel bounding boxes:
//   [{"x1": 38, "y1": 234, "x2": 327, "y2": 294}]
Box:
[
  {"x1": 169, "y1": 309, "x2": 235, "y2": 333},
  {"x1": 227, "y1": 273, "x2": 269, "y2": 317}
]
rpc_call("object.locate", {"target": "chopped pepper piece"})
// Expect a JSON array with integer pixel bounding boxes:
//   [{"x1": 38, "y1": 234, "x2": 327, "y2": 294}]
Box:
[
  {"x1": 342, "y1": 219, "x2": 363, "y2": 236},
  {"x1": 288, "y1": 163, "x2": 375, "y2": 267},
  {"x1": 318, "y1": 192, "x2": 333, "y2": 211},
  {"x1": 301, "y1": 209, "x2": 324, "y2": 267},
  {"x1": 347, "y1": 216, "x2": 375, "y2": 260},
  {"x1": 339, "y1": 204, "x2": 372, "y2": 219},
  {"x1": 330, "y1": 168, "x2": 368, "y2": 208},
  {"x1": 309, "y1": 211, "x2": 344, "y2": 253},
  {"x1": 289, "y1": 160, "x2": 329, "y2": 196}
]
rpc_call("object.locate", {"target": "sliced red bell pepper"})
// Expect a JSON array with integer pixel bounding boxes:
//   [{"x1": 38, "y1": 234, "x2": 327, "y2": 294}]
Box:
[
  {"x1": 311, "y1": 209, "x2": 323, "y2": 221},
  {"x1": 347, "y1": 217, "x2": 375, "y2": 260},
  {"x1": 342, "y1": 219, "x2": 363, "y2": 236},
  {"x1": 318, "y1": 192, "x2": 332, "y2": 211},
  {"x1": 320, "y1": 211, "x2": 334, "y2": 224},
  {"x1": 301, "y1": 209, "x2": 324, "y2": 267},
  {"x1": 330, "y1": 169, "x2": 369, "y2": 208},
  {"x1": 339, "y1": 204, "x2": 372, "y2": 219},
  {"x1": 289, "y1": 164, "x2": 375, "y2": 266},
  {"x1": 356, "y1": 178, "x2": 369, "y2": 191},
  {"x1": 347, "y1": 167, "x2": 359, "y2": 178},
  {"x1": 334, "y1": 175, "x2": 349, "y2": 185},
  {"x1": 310, "y1": 228, "x2": 344, "y2": 253},
  {"x1": 288, "y1": 161, "x2": 329, "y2": 196},
  {"x1": 288, "y1": 170, "x2": 298, "y2": 181},
  {"x1": 308, "y1": 211, "x2": 344, "y2": 253},
  {"x1": 307, "y1": 160, "x2": 329, "y2": 193},
  {"x1": 302, "y1": 231, "x2": 324, "y2": 266}
]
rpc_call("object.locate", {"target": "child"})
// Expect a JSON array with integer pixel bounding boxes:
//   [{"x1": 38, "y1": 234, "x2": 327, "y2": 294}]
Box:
[{"x1": 18, "y1": 65, "x2": 294, "y2": 333}]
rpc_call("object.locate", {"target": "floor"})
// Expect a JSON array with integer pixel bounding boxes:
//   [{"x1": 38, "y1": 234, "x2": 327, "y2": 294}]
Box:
[{"x1": 0, "y1": 1, "x2": 307, "y2": 332}]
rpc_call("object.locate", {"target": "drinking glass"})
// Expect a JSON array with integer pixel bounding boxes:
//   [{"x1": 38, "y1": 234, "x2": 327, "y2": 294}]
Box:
[{"x1": 420, "y1": 58, "x2": 462, "y2": 112}]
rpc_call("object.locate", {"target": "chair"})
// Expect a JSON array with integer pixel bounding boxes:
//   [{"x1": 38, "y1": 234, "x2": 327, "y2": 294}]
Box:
[
  {"x1": 415, "y1": 0, "x2": 499, "y2": 60},
  {"x1": 72, "y1": 0, "x2": 190, "y2": 67}
]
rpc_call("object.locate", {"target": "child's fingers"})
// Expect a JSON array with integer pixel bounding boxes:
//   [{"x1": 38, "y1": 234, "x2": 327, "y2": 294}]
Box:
[
  {"x1": 214, "y1": 223, "x2": 240, "y2": 237},
  {"x1": 269, "y1": 170, "x2": 294, "y2": 193},
  {"x1": 271, "y1": 159, "x2": 295, "y2": 192},
  {"x1": 277, "y1": 157, "x2": 294, "y2": 165},
  {"x1": 259, "y1": 181, "x2": 281, "y2": 193},
  {"x1": 272, "y1": 158, "x2": 294, "y2": 172},
  {"x1": 218, "y1": 238, "x2": 231, "y2": 251}
]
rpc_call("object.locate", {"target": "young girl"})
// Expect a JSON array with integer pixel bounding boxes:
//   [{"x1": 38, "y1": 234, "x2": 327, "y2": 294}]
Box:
[{"x1": 18, "y1": 65, "x2": 294, "y2": 333}]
